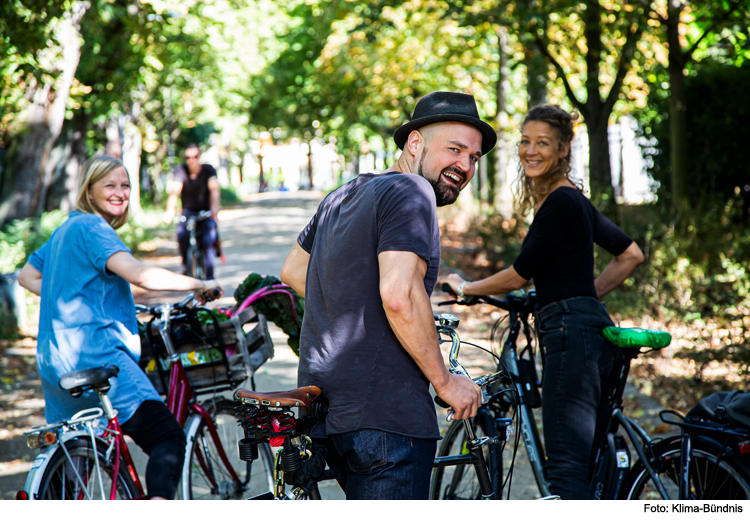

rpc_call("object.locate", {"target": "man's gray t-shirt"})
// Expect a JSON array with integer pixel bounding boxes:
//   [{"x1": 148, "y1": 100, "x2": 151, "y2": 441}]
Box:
[{"x1": 297, "y1": 172, "x2": 441, "y2": 440}]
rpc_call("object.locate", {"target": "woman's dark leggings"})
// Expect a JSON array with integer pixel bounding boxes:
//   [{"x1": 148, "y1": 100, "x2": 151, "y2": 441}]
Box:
[
  {"x1": 121, "y1": 400, "x2": 186, "y2": 499},
  {"x1": 538, "y1": 297, "x2": 622, "y2": 500}
]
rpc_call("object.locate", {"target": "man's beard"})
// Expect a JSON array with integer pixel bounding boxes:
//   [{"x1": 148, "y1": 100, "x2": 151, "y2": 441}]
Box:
[{"x1": 417, "y1": 147, "x2": 462, "y2": 207}]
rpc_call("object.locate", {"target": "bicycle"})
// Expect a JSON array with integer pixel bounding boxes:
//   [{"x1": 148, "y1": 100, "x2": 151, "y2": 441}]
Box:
[
  {"x1": 618, "y1": 407, "x2": 750, "y2": 499},
  {"x1": 431, "y1": 286, "x2": 678, "y2": 500},
  {"x1": 231, "y1": 313, "x2": 511, "y2": 500},
  {"x1": 180, "y1": 210, "x2": 214, "y2": 279},
  {"x1": 18, "y1": 292, "x2": 275, "y2": 500}
]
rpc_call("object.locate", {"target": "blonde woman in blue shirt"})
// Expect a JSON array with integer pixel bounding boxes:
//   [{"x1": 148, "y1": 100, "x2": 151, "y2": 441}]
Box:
[{"x1": 18, "y1": 154, "x2": 222, "y2": 499}]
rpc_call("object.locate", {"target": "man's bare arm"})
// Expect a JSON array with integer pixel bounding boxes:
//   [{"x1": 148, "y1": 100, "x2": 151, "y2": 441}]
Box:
[
  {"x1": 164, "y1": 180, "x2": 183, "y2": 223},
  {"x1": 208, "y1": 176, "x2": 220, "y2": 219},
  {"x1": 379, "y1": 251, "x2": 481, "y2": 420},
  {"x1": 280, "y1": 242, "x2": 310, "y2": 298}
]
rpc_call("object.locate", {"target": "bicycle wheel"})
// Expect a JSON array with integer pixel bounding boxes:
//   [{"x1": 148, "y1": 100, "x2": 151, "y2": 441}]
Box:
[
  {"x1": 185, "y1": 246, "x2": 201, "y2": 279},
  {"x1": 36, "y1": 438, "x2": 138, "y2": 500},
  {"x1": 184, "y1": 399, "x2": 274, "y2": 499},
  {"x1": 620, "y1": 436, "x2": 750, "y2": 500},
  {"x1": 430, "y1": 411, "x2": 499, "y2": 500}
]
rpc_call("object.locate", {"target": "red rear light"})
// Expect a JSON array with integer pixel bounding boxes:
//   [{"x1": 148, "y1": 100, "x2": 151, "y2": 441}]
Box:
[
  {"x1": 739, "y1": 441, "x2": 750, "y2": 455},
  {"x1": 42, "y1": 431, "x2": 57, "y2": 445},
  {"x1": 16, "y1": 491, "x2": 29, "y2": 500}
]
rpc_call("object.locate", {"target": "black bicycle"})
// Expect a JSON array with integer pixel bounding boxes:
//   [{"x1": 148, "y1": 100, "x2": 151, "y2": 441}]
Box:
[
  {"x1": 431, "y1": 286, "x2": 680, "y2": 500},
  {"x1": 180, "y1": 210, "x2": 213, "y2": 279},
  {"x1": 619, "y1": 407, "x2": 750, "y2": 499},
  {"x1": 232, "y1": 313, "x2": 512, "y2": 499}
]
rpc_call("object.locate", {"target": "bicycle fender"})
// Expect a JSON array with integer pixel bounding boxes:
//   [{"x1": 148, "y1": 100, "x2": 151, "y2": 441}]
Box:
[
  {"x1": 180, "y1": 413, "x2": 204, "y2": 498},
  {"x1": 24, "y1": 430, "x2": 103, "y2": 500}
]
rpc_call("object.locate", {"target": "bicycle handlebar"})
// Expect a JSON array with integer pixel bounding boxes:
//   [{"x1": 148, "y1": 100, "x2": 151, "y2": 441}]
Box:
[
  {"x1": 178, "y1": 210, "x2": 213, "y2": 223},
  {"x1": 439, "y1": 283, "x2": 536, "y2": 313},
  {"x1": 433, "y1": 315, "x2": 505, "y2": 415},
  {"x1": 135, "y1": 288, "x2": 222, "y2": 318}
]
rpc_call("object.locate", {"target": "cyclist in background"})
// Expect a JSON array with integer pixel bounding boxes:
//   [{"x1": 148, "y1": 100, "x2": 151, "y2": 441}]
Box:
[
  {"x1": 444, "y1": 105, "x2": 644, "y2": 500},
  {"x1": 281, "y1": 92, "x2": 489, "y2": 499},
  {"x1": 164, "y1": 143, "x2": 220, "y2": 279},
  {"x1": 18, "y1": 154, "x2": 222, "y2": 499}
]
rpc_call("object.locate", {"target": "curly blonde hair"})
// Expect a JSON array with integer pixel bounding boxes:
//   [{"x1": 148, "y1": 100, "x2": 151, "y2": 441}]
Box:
[
  {"x1": 76, "y1": 155, "x2": 130, "y2": 229},
  {"x1": 514, "y1": 105, "x2": 582, "y2": 217}
]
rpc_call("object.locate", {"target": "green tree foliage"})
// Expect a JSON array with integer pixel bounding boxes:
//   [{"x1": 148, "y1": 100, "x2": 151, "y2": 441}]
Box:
[
  {"x1": 642, "y1": 0, "x2": 750, "y2": 213},
  {"x1": 249, "y1": 0, "x2": 508, "y2": 159}
]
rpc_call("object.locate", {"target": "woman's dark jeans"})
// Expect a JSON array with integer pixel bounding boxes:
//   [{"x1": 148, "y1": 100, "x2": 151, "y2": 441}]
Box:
[
  {"x1": 538, "y1": 296, "x2": 621, "y2": 500},
  {"x1": 323, "y1": 429, "x2": 436, "y2": 499}
]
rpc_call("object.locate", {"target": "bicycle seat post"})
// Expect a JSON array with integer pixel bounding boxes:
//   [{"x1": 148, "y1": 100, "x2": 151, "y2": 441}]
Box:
[{"x1": 98, "y1": 390, "x2": 117, "y2": 421}]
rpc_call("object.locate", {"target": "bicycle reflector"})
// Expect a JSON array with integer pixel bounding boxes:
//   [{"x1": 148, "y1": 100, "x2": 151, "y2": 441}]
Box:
[
  {"x1": 739, "y1": 441, "x2": 750, "y2": 455},
  {"x1": 16, "y1": 491, "x2": 29, "y2": 500},
  {"x1": 26, "y1": 435, "x2": 40, "y2": 449}
]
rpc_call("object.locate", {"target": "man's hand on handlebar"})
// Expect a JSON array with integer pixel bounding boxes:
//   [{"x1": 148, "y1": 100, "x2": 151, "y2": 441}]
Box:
[{"x1": 435, "y1": 373, "x2": 482, "y2": 421}]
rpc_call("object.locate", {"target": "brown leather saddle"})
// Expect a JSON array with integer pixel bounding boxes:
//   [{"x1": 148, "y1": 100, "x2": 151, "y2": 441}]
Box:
[{"x1": 235, "y1": 385, "x2": 322, "y2": 410}]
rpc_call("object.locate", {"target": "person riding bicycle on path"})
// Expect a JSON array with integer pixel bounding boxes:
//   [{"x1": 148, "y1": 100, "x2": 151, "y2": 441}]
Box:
[
  {"x1": 18, "y1": 154, "x2": 223, "y2": 500},
  {"x1": 164, "y1": 143, "x2": 220, "y2": 279},
  {"x1": 280, "y1": 92, "x2": 491, "y2": 499},
  {"x1": 443, "y1": 105, "x2": 644, "y2": 500}
]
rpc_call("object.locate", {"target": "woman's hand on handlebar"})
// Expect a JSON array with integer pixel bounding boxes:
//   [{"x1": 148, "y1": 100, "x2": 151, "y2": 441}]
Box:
[
  {"x1": 442, "y1": 273, "x2": 468, "y2": 299},
  {"x1": 195, "y1": 280, "x2": 223, "y2": 303},
  {"x1": 435, "y1": 373, "x2": 482, "y2": 421}
]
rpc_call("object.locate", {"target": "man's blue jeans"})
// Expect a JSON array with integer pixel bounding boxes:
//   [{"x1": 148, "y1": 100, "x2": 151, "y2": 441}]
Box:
[
  {"x1": 325, "y1": 429, "x2": 436, "y2": 499},
  {"x1": 538, "y1": 296, "x2": 622, "y2": 500},
  {"x1": 176, "y1": 210, "x2": 217, "y2": 280}
]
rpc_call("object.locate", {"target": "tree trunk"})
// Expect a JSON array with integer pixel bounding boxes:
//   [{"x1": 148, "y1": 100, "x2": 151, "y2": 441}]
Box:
[
  {"x1": 667, "y1": 2, "x2": 688, "y2": 213},
  {"x1": 307, "y1": 141, "x2": 314, "y2": 189},
  {"x1": 585, "y1": 114, "x2": 616, "y2": 215},
  {"x1": 525, "y1": 48, "x2": 548, "y2": 109},
  {"x1": 122, "y1": 120, "x2": 143, "y2": 215},
  {"x1": 490, "y1": 27, "x2": 512, "y2": 213},
  {"x1": 581, "y1": 0, "x2": 617, "y2": 216},
  {"x1": 41, "y1": 111, "x2": 87, "y2": 212},
  {"x1": 0, "y1": 3, "x2": 87, "y2": 225},
  {"x1": 104, "y1": 116, "x2": 123, "y2": 159}
]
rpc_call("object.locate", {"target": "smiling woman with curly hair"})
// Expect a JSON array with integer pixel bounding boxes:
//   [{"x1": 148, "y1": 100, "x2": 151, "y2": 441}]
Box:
[{"x1": 444, "y1": 105, "x2": 645, "y2": 499}]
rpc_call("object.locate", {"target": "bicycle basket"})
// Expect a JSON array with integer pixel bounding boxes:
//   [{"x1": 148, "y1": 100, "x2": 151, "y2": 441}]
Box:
[{"x1": 139, "y1": 308, "x2": 274, "y2": 396}]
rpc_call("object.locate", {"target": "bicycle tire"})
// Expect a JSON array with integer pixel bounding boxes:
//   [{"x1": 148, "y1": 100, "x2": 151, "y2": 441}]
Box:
[
  {"x1": 34, "y1": 437, "x2": 138, "y2": 500},
  {"x1": 430, "y1": 411, "x2": 500, "y2": 500},
  {"x1": 183, "y1": 398, "x2": 274, "y2": 500},
  {"x1": 186, "y1": 246, "x2": 202, "y2": 279},
  {"x1": 619, "y1": 436, "x2": 750, "y2": 500}
]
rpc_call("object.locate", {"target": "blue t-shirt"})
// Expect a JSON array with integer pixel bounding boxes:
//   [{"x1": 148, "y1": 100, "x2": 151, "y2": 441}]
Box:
[
  {"x1": 29, "y1": 211, "x2": 161, "y2": 424},
  {"x1": 297, "y1": 172, "x2": 441, "y2": 440}
]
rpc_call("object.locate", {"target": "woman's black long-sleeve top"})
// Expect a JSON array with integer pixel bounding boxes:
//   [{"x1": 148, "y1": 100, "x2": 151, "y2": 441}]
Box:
[{"x1": 512, "y1": 187, "x2": 633, "y2": 309}]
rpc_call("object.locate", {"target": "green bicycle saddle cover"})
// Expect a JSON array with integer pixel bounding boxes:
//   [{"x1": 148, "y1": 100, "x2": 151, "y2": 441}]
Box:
[{"x1": 602, "y1": 327, "x2": 672, "y2": 350}]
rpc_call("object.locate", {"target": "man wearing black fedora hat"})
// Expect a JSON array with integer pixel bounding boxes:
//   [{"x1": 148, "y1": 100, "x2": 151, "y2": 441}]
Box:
[{"x1": 280, "y1": 92, "x2": 496, "y2": 499}]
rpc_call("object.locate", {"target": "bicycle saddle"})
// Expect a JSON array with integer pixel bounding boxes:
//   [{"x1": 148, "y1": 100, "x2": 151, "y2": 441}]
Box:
[
  {"x1": 603, "y1": 327, "x2": 672, "y2": 350},
  {"x1": 235, "y1": 386, "x2": 322, "y2": 410},
  {"x1": 59, "y1": 365, "x2": 120, "y2": 396}
]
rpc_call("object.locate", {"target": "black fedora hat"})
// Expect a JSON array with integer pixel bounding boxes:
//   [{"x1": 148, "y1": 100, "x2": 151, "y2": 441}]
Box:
[{"x1": 393, "y1": 92, "x2": 497, "y2": 155}]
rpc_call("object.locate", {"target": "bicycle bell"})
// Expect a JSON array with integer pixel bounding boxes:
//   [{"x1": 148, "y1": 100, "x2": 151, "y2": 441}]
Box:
[{"x1": 437, "y1": 314, "x2": 459, "y2": 328}]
